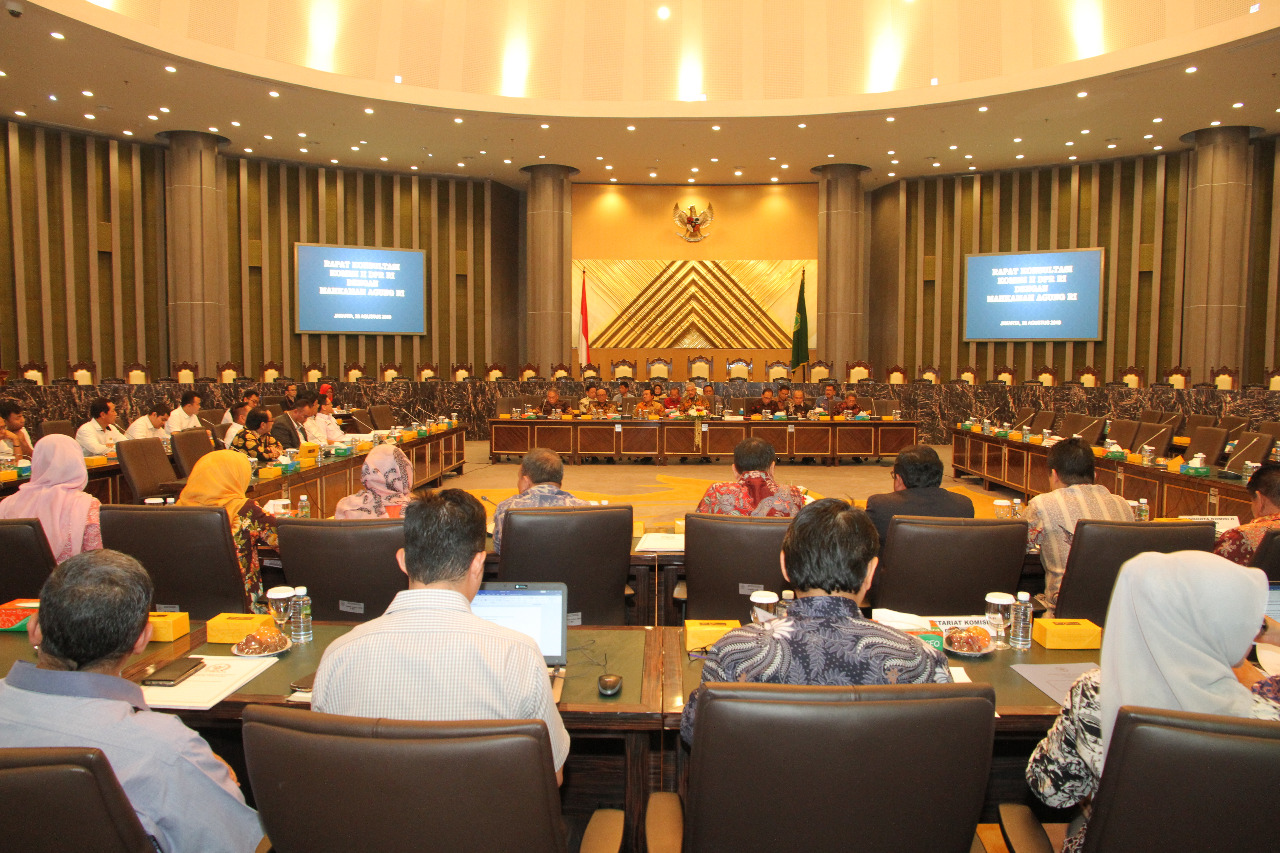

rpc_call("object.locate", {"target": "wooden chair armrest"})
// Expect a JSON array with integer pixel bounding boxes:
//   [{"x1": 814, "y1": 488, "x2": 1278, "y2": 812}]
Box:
[
  {"x1": 580, "y1": 808, "x2": 625, "y2": 853},
  {"x1": 998, "y1": 803, "x2": 1056, "y2": 853}
]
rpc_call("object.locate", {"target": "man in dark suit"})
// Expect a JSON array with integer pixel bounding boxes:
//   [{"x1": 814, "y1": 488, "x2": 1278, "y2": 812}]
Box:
[
  {"x1": 271, "y1": 389, "x2": 319, "y2": 449},
  {"x1": 865, "y1": 444, "x2": 974, "y2": 550}
]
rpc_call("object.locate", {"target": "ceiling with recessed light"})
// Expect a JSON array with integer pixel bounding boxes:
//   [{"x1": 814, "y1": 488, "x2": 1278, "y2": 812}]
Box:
[{"x1": 1, "y1": 1, "x2": 1278, "y2": 190}]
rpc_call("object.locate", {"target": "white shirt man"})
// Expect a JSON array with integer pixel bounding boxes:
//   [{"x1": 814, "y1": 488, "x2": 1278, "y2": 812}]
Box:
[
  {"x1": 222, "y1": 396, "x2": 259, "y2": 424},
  {"x1": 75, "y1": 400, "x2": 125, "y2": 456},
  {"x1": 305, "y1": 398, "x2": 346, "y2": 444},
  {"x1": 166, "y1": 394, "x2": 203, "y2": 434},
  {"x1": 124, "y1": 409, "x2": 169, "y2": 441},
  {"x1": 0, "y1": 403, "x2": 32, "y2": 460}
]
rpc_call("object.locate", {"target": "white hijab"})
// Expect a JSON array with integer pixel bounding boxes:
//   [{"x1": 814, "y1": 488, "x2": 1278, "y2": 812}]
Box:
[{"x1": 1100, "y1": 550, "x2": 1267, "y2": 752}]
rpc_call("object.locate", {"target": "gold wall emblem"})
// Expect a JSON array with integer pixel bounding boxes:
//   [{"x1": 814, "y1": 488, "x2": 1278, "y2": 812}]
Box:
[{"x1": 673, "y1": 203, "x2": 714, "y2": 242}]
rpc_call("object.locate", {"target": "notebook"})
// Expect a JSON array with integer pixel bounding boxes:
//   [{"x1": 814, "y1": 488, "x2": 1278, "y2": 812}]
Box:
[{"x1": 472, "y1": 582, "x2": 569, "y2": 702}]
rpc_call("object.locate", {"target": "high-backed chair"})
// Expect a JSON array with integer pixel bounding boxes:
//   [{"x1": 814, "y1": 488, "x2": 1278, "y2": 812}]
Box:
[
  {"x1": 0, "y1": 519, "x2": 58, "y2": 601},
  {"x1": 261, "y1": 361, "x2": 283, "y2": 383},
  {"x1": 549, "y1": 363, "x2": 569, "y2": 379},
  {"x1": 1216, "y1": 414, "x2": 1249, "y2": 441},
  {"x1": 611, "y1": 359, "x2": 636, "y2": 379},
  {"x1": 1138, "y1": 408, "x2": 1163, "y2": 424},
  {"x1": 1130, "y1": 423, "x2": 1172, "y2": 456},
  {"x1": 38, "y1": 420, "x2": 74, "y2": 439},
  {"x1": 999, "y1": 707, "x2": 1280, "y2": 853},
  {"x1": 1105, "y1": 419, "x2": 1140, "y2": 450},
  {"x1": 216, "y1": 361, "x2": 241, "y2": 383},
  {"x1": 873, "y1": 517, "x2": 1027, "y2": 614},
  {"x1": 124, "y1": 362, "x2": 149, "y2": 385},
  {"x1": 417, "y1": 363, "x2": 438, "y2": 380},
  {"x1": 1164, "y1": 365, "x2": 1191, "y2": 389},
  {"x1": 1259, "y1": 421, "x2": 1280, "y2": 442},
  {"x1": 170, "y1": 429, "x2": 214, "y2": 479},
  {"x1": 1157, "y1": 411, "x2": 1184, "y2": 437},
  {"x1": 1055, "y1": 520, "x2": 1215, "y2": 626},
  {"x1": 380, "y1": 363, "x2": 402, "y2": 382},
  {"x1": 1010, "y1": 407, "x2": 1035, "y2": 429},
  {"x1": 1225, "y1": 431, "x2": 1275, "y2": 472},
  {"x1": 886, "y1": 365, "x2": 907, "y2": 384},
  {"x1": 872, "y1": 398, "x2": 896, "y2": 417},
  {"x1": 725, "y1": 358, "x2": 752, "y2": 381},
  {"x1": 646, "y1": 357, "x2": 672, "y2": 380},
  {"x1": 687, "y1": 356, "x2": 713, "y2": 381},
  {"x1": 1210, "y1": 365, "x2": 1238, "y2": 390},
  {"x1": 277, "y1": 519, "x2": 407, "y2": 621},
  {"x1": 172, "y1": 361, "x2": 198, "y2": 384},
  {"x1": 1027, "y1": 410, "x2": 1056, "y2": 434},
  {"x1": 809, "y1": 360, "x2": 831, "y2": 382},
  {"x1": 1034, "y1": 365, "x2": 1058, "y2": 386},
  {"x1": 100, "y1": 506, "x2": 249, "y2": 618},
  {"x1": 115, "y1": 438, "x2": 180, "y2": 503},
  {"x1": 765, "y1": 361, "x2": 790, "y2": 381},
  {"x1": 1181, "y1": 413, "x2": 1216, "y2": 436},
  {"x1": 196, "y1": 408, "x2": 225, "y2": 429},
  {"x1": 846, "y1": 360, "x2": 872, "y2": 382},
  {"x1": 1183, "y1": 426, "x2": 1228, "y2": 467},
  {"x1": 243, "y1": 705, "x2": 622, "y2": 853},
  {"x1": 499, "y1": 506, "x2": 633, "y2": 626},
  {"x1": 648, "y1": 683, "x2": 995, "y2": 853},
  {"x1": 0, "y1": 747, "x2": 157, "y2": 853},
  {"x1": 68, "y1": 360, "x2": 96, "y2": 385},
  {"x1": 683, "y1": 514, "x2": 792, "y2": 621},
  {"x1": 348, "y1": 408, "x2": 375, "y2": 432},
  {"x1": 1118, "y1": 366, "x2": 1142, "y2": 388},
  {"x1": 1250, "y1": 529, "x2": 1280, "y2": 582},
  {"x1": 368, "y1": 404, "x2": 396, "y2": 430},
  {"x1": 993, "y1": 365, "x2": 1015, "y2": 385},
  {"x1": 19, "y1": 361, "x2": 48, "y2": 385}
]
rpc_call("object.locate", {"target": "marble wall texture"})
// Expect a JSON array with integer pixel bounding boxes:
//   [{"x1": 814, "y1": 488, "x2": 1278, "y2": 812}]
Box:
[{"x1": 3, "y1": 378, "x2": 1277, "y2": 446}]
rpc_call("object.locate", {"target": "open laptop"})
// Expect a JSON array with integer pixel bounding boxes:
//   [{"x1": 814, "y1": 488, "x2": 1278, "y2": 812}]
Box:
[{"x1": 471, "y1": 582, "x2": 569, "y2": 702}]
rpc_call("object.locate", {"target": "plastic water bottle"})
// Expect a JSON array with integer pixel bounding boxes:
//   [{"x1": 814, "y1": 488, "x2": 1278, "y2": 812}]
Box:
[
  {"x1": 776, "y1": 590, "x2": 794, "y2": 620},
  {"x1": 1010, "y1": 592, "x2": 1033, "y2": 650},
  {"x1": 291, "y1": 586, "x2": 313, "y2": 644},
  {"x1": 1136, "y1": 498, "x2": 1150, "y2": 522},
  {"x1": 297, "y1": 495, "x2": 311, "y2": 518},
  {"x1": 1011, "y1": 498, "x2": 1023, "y2": 519}
]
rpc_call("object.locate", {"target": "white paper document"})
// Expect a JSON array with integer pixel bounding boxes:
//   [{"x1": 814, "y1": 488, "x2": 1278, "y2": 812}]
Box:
[
  {"x1": 1011, "y1": 662, "x2": 1098, "y2": 706},
  {"x1": 1257, "y1": 644, "x2": 1280, "y2": 677},
  {"x1": 140, "y1": 655, "x2": 277, "y2": 711},
  {"x1": 1177, "y1": 515, "x2": 1240, "y2": 537},
  {"x1": 635, "y1": 533, "x2": 685, "y2": 552},
  {"x1": 949, "y1": 667, "x2": 971, "y2": 683}
]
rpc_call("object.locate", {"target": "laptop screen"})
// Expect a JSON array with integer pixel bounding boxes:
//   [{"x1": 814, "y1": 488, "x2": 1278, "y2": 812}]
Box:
[
  {"x1": 471, "y1": 582, "x2": 568, "y2": 666},
  {"x1": 1268, "y1": 584, "x2": 1280, "y2": 623}
]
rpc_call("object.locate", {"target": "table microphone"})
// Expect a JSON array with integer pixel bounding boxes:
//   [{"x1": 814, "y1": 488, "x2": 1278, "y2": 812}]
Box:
[
  {"x1": 479, "y1": 495, "x2": 499, "y2": 508},
  {"x1": 1226, "y1": 435, "x2": 1261, "y2": 472}
]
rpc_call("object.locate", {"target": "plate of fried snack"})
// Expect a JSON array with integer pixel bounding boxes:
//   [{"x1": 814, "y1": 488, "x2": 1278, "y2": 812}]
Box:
[
  {"x1": 232, "y1": 625, "x2": 292, "y2": 657},
  {"x1": 942, "y1": 625, "x2": 995, "y2": 657}
]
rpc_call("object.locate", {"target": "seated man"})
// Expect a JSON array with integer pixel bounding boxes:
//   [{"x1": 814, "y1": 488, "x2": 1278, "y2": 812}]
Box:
[
  {"x1": 633, "y1": 388, "x2": 666, "y2": 418},
  {"x1": 223, "y1": 401, "x2": 250, "y2": 449},
  {"x1": 1215, "y1": 463, "x2": 1280, "y2": 565},
  {"x1": 0, "y1": 398, "x2": 34, "y2": 461},
  {"x1": 699, "y1": 383, "x2": 720, "y2": 412},
  {"x1": 662, "y1": 384, "x2": 683, "y2": 410},
  {"x1": 745, "y1": 387, "x2": 776, "y2": 416},
  {"x1": 271, "y1": 389, "x2": 319, "y2": 449},
  {"x1": 611, "y1": 380, "x2": 634, "y2": 406},
  {"x1": 1026, "y1": 436, "x2": 1134, "y2": 614},
  {"x1": 313, "y1": 490, "x2": 569, "y2": 783},
  {"x1": 681, "y1": 498, "x2": 952, "y2": 742},
  {"x1": 0, "y1": 550, "x2": 262, "y2": 852},
  {"x1": 540, "y1": 387, "x2": 569, "y2": 416},
  {"x1": 280, "y1": 383, "x2": 299, "y2": 411},
  {"x1": 865, "y1": 445, "x2": 975, "y2": 549},
  {"x1": 815, "y1": 383, "x2": 840, "y2": 413},
  {"x1": 75, "y1": 397, "x2": 126, "y2": 456},
  {"x1": 775, "y1": 386, "x2": 791, "y2": 411},
  {"x1": 696, "y1": 437, "x2": 804, "y2": 517},
  {"x1": 231, "y1": 407, "x2": 283, "y2": 461},
  {"x1": 124, "y1": 403, "x2": 169, "y2": 441},
  {"x1": 305, "y1": 394, "x2": 346, "y2": 444},
  {"x1": 222, "y1": 391, "x2": 259, "y2": 424},
  {"x1": 788, "y1": 387, "x2": 811, "y2": 417},
  {"x1": 166, "y1": 390, "x2": 203, "y2": 433},
  {"x1": 491, "y1": 448, "x2": 588, "y2": 553},
  {"x1": 838, "y1": 391, "x2": 862, "y2": 417}
]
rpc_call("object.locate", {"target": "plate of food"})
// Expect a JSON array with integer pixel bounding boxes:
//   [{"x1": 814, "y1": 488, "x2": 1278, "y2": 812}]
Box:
[
  {"x1": 943, "y1": 626, "x2": 995, "y2": 657},
  {"x1": 232, "y1": 626, "x2": 292, "y2": 657}
]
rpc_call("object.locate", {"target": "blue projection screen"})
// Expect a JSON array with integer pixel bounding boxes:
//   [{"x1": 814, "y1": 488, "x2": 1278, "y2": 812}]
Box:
[
  {"x1": 295, "y1": 243, "x2": 426, "y2": 335},
  {"x1": 963, "y1": 249, "x2": 1104, "y2": 342}
]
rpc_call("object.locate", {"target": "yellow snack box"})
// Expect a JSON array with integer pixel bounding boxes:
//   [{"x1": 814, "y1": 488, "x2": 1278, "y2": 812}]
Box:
[
  {"x1": 1167, "y1": 456, "x2": 1184, "y2": 472},
  {"x1": 1126, "y1": 452, "x2": 1143, "y2": 465},
  {"x1": 400, "y1": 430, "x2": 417, "y2": 441},
  {"x1": 84, "y1": 456, "x2": 110, "y2": 468},
  {"x1": 356, "y1": 440, "x2": 375, "y2": 452},
  {"x1": 257, "y1": 466, "x2": 282, "y2": 479},
  {"x1": 296, "y1": 442, "x2": 321, "y2": 460},
  {"x1": 1171, "y1": 435, "x2": 1191, "y2": 447},
  {"x1": 685, "y1": 620, "x2": 741, "y2": 651},
  {"x1": 0, "y1": 469, "x2": 16, "y2": 483},
  {"x1": 1032, "y1": 617, "x2": 1102, "y2": 650},
  {"x1": 1091, "y1": 446, "x2": 1106, "y2": 457},
  {"x1": 206, "y1": 612, "x2": 275, "y2": 645},
  {"x1": 148, "y1": 611, "x2": 191, "y2": 643},
  {"x1": 1008, "y1": 431, "x2": 1022, "y2": 442},
  {"x1": 750, "y1": 414, "x2": 763, "y2": 421},
  {"x1": 499, "y1": 413, "x2": 511, "y2": 419},
  {"x1": 298, "y1": 457, "x2": 317, "y2": 469},
  {"x1": 1029, "y1": 435, "x2": 1044, "y2": 445}
]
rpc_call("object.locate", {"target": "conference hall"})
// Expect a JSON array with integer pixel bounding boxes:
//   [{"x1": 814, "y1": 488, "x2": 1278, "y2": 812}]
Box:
[{"x1": 2, "y1": 2, "x2": 1280, "y2": 852}]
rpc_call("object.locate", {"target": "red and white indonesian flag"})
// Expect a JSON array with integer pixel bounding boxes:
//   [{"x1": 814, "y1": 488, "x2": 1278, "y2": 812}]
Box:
[{"x1": 579, "y1": 269, "x2": 590, "y2": 367}]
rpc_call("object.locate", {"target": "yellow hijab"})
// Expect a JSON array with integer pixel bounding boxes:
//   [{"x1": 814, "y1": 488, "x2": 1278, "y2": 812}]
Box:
[{"x1": 176, "y1": 449, "x2": 253, "y2": 520}]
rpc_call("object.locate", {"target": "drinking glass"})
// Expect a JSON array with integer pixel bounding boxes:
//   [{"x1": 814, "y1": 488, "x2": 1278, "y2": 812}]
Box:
[
  {"x1": 266, "y1": 586, "x2": 296, "y2": 633},
  {"x1": 985, "y1": 592, "x2": 1015, "y2": 650}
]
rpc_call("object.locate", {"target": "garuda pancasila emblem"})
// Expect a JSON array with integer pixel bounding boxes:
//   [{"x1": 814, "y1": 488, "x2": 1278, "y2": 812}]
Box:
[{"x1": 673, "y1": 203, "x2": 714, "y2": 242}]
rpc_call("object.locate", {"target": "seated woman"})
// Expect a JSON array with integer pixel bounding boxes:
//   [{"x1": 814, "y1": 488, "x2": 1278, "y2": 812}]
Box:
[
  {"x1": 230, "y1": 406, "x2": 283, "y2": 462},
  {"x1": 1027, "y1": 551, "x2": 1280, "y2": 852},
  {"x1": 0, "y1": 434, "x2": 101, "y2": 562},
  {"x1": 176, "y1": 450, "x2": 278, "y2": 613},
  {"x1": 334, "y1": 445, "x2": 413, "y2": 519}
]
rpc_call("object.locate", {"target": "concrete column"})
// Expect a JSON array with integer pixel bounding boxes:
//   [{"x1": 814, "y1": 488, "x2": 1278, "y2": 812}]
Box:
[
  {"x1": 1182, "y1": 126, "x2": 1251, "y2": 379},
  {"x1": 162, "y1": 131, "x2": 229, "y2": 374},
  {"x1": 522, "y1": 164, "x2": 578, "y2": 371},
  {"x1": 812, "y1": 164, "x2": 869, "y2": 373}
]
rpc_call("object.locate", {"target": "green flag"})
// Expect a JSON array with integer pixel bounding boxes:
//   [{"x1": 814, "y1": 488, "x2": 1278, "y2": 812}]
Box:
[{"x1": 790, "y1": 270, "x2": 809, "y2": 370}]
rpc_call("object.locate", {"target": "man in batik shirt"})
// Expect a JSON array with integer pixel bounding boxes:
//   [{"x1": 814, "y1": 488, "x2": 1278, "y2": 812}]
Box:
[
  {"x1": 633, "y1": 388, "x2": 666, "y2": 418},
  {"x1": 491, "y1": 448, "x2": 588, "y2": 553},
  {"x1": 1214, "y1": 464, "x2": 1280, "y2": 565},
  {"x1": 695, "y1": 437, "x2": 804, "y2": 517},
  {"x1": 681, "y1": 498, "x2": 951, "y2": 743},
  {"x1": 540, "y1": 388, "x2": 570, "y2": 416}
]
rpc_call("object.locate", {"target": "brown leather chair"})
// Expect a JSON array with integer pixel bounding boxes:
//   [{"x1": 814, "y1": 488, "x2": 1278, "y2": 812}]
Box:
[
  {"x1": 1180, "y1": 413, "x2": 1216, "y2": 435},
  {"x1": 1130, "y1": 422, "x2": 1173, "y2": 456},
  {"x1": 1073, "y1": 414, "x2": 1106, "y2": 445},
  {"x1": 242, "y1": 705, "x2": 622, "y2": 853},
  {"x1": 648, "y1": 682, "x2": 995, "y2": 853},
  {"x1": 1157, "y1": 410, "x2": 1184, "y2": 437},
  {"x1": 170, "y1": 429, "x2": 214, "y2": 478},
  {"x1": 0, "y1": 519, "x2": 58, "y2": 601},
  {"x1": 873, "y1": 517, "x2": 1027, "y2": 615},
  {"x1": 38, "y1": 419, "x2": 74, "y2": 439},
  {"x1": 1216, "y1": 414, "x2": 1249, "y2": 441},
  {"x1": 1027, "y1": 410, "x2": 1056, "y2": 434},
  {"x1": 348, "y1": 408, "x2": 375, "y2": 432},
  {"x1": 114, "y1": 438, "x2": 180, "y2": 503},
  {"x1": 999, "y1": 707, "x2": 1280, "y2": 853},
  {"x1": 0, "y1": 747, "x2": 156, "y2": 853},
  {"x1": 196, "y1": 408, "x2": 225, "y2": 429},
  {"x1": 1257, "y1": 420, "x2": 1280, "y2": 442},
  {"x1": 368, "y1": 404, "x2": 396, "y2": 430},
  {"x1": 683, "y1": 513, "x2": 792, "y2": 621},
  {"x1": 213, "y1": 422, "x2": 232, "y2": 445},
  {"x1": 872, "y1": 398, "x2": 896, "y2": 416},
  {"x1": 277, "y1": 518, "x2": 406, "y2": 620},
  {"x1": 265, "y1": 404, "x2": 284, "y2": 419},
  {"x1": 1249, "y1": 529, "x2": 1280, "y2": 583},
  {"x1": 1138, "y1": 408, "x2": 1163, "y2": 424},
  {"x1": 1182, "y1": 426, "x2": 1228, "y2": 466},
  {"x1": 1105, "y1": 418, "x2": 1140, "y2": 450},
  {"x1": 1010, "y1": 407, "x2": 1035, "y2": 429},
  {"x1": 1225, "y1": 431, "x2": 1275, "y2": 472},
  {"x1": 499, "y1": 506, "x2": 633, "y2": 625},
  {"x1": 100, "y1": 506, "x2": 249, "y2": 618},
  {"x1": 1055, "y1": 520, "x2": 1215, "y2": 626}
]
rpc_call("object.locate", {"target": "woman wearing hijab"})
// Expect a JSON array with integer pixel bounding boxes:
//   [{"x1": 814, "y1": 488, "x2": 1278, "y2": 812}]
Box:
[
  {"x1": 176, "y1": 450, "x2": 278, "y2": 613},
  {"x1": 1026, "y1": 551, "x2": 1280, "y2": 852},
  {"x1": 333, "y1": 445, "x2": 413, "y2": 519},
  {"x1": 0, "y1": 434, "x2": 101, "y2": 562}
]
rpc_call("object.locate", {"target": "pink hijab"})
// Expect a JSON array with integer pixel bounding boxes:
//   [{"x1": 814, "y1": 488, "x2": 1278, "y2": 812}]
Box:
[
  {"x1": 0, "y1": 434, "x2": 96, "y2": 556},
  {"x1": 334, "y1": 445, "x2": 413, "y2": 519}
]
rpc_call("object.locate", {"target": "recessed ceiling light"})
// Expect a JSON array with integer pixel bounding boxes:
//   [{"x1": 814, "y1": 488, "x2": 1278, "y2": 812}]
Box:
[
  {"x1": 231, "y1": 121, "x2": 240, "y2": 127},
  {"x1": 610, "y1": 177, "x2": 617, "y2": 182},
  {"x1": 888, "y1": 150, "x2": 895, "y2": 155},
  {"x1": 797, "y1": 123, "x2": 806, "y2": 128},
  {"x1": 208, "y1": 127, "x2": 217, "y2": 132},
  {"x1": 49, "y1": 94, "x2": 57, "y2": 101},
  {"x1": 969, "y1": 166, "x2": 976, "y2": 170},
  {"x1": 1015, "y1": 154, "x2": 1024, "y2": 159},
  {"x1": 331, "y1": 159, "x2": 339, "y2": 164},
  {"x1": 1077, "y1": 91, "x2": 1087, "y2": 98},
  {"x1": 364, "y1": 108, "x2": 374, "y2": 114},
  {"x1": 931, "y1": 77, "x2": 939, "y2": 86},
  {"x1": 978, "y1": 106, "x2": 988, "y2": 112},
  {"x1": 657, "y1": 6, "x2": 670, "y2": 20},
  {"x1": 51, "y1": 32, "x2": 65, "y2": 39},
  {"x1": 1143, "y1": 134, "x2": 1153, "y2": 139},
  {"x1": 1185, "y1": 66, "x2": 1197, "y2": 73},
  {"x1": 627, "y1": 125, "x2": 636, "y2": 131},
  {"x1": 300, "y1": 147, "x2": 308, "y2": 152},
  {"x1": 84, "y1": 114, "x2": 95, "y2": 120},
  {"x1": 503, "y1": 159, "x2": 512, "y2": 164},
  {"x1": 147, "y1": 115, "x2": 158, "y2": 120},
  {"x1": 264, "y1": 134, "x2": 273, "y2": 139},
  {"x1": 159, "y1": 107, "x2": 169, "y2": 113},
  {"x1": 734, "y1": 170, "x2": 742, "y2": 176},
  {"x1": 1211, "y1": 120, "x2": 1221, "y2": 126},
  {"x1": 690, "y1": 167, "x2": 698, "y2": 172},
  {"x1": 886, "y1": 116, "x2": 895, "y2": 122},
  {"x1": 771, "y1": 177, "x2": 778, "y2": 181},
  {"x1": 540, "y1": 123, "x2": 549, "y2": 129},
  {"x1": 650, "y1": 172, "x2": 657, "y2": 177},
  {"x1": 1068, "y1": 155, "x2": 1077, "y2": 160},
  {"x1": 269, "y1": 91, "x2": 279, "y2": 97},
  {"x1": 768, "y1": 156, "x2": 776, "y2": 161},
  {"x1": 14, "y1": 110, "x2": 25, "y2": 116},
  {"x1": 1107, "y1": 143, "x2": 1116, "y2": 149},
  {"x1": 711, "y1": 125, "x2": 719, "y2": 131},
  {"x1": 596, "y1": 156, "x2": 603, "y2": 160},
  {"x1": 933, "y1": 162, "x2": 941, "y2": 167},
  {"x1": 888, "y1": 172, "x2": 896, "y2": 177},
  {"x1": 122, "y1": 130, "x2": 132, "y2": 135},
  {"x1": 394, "y1": 75, "x2": 402, "y2": 83},
  {"x1": 411, "y1": 165, "x2": 418, "y2": 170},
  {"x1": 891, "y1": 160, "x2": 899, "y2": 164},
  {"x1": 0, "y1": 71, "x2": 5, "y2": 77},
  {"x1": 360, "y1": 140, "x2": 367, "y2": 144},
  {"x1": 1081, "y1": 129, "x2": 1090, "y2": 134},
  {"x1": 538, "y1": 154, "x2": 545, "y2": 159},
  {"x1": 1153, "y1": 145, "x2": 1163, "y2": 150},
  {"x1": 351, "y1": 146, "x2": 359, "y2": 151},
  {"x1": 457, "y1": 162, "x2": 465, "y2": 167},
  {"x1": 710, "y1": 158, "x2": 718, "y2": 162},
  {"x1": 1013, "y1": 137, "x2": 1022, "y2": 142},
  {"x1": 453, "y1": 117, "x2": 463, "y2": 123},
  {"x1": 781, "y1": 164, "x2": 789, "y2": 169},
  {"x1": 1066, "y1": 141, "x2": 1074, "y2": 146},
  {"x1": 379, "y1": 156, "x2": 387, "y2": 162},
  {"x1": 165, "y1": 66, "x2": 177, "y2": 73},
  {"x1": 606, "y1": 165, "x2": 613, "y2": 170},
  {"x1": 480, "y1": 150, "x2": 486, "y2": 154},
  {"x1": 244, "y1": 147, "x2": 252, "y2": 153},
  {"x1": 949, "y1": 145, "x2": 957, "y2": 150},
  {"x1": 689, "y1": 178, "x2": 695, "y2": 183},
  {"x1": 964, "y1": 154, "x2": 973, "y2": 159},
  {"x1": 298, "y1": 132, "x2": 306, "y2": 137},
  {"x1": 827, "y1": 154, "x2": 834, "y2": 158},
  {"x1": 82, "y1": 90, "x2": 93, "y2": 97},
  {"x1": 1152, "y1": 117, "x2": 1162, "y2": 123},
  {"x1": 1232, "y1": 102, "x2": 1244, "y2": 108}
]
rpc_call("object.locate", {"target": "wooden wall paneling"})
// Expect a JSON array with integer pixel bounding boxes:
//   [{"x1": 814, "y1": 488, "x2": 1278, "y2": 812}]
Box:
[
  {"x1": 950, "y1": 176, "x2": 965, "y2": 377},
  {"x1": 467, "y1": 179, "x2": 476, "y2": 370},
  {"x1": 335, "y1": 169, "x2": 347, "y2": 371},
  {"x1": 484, "y1": 180, "x2": 493, "y2": 366},
  {"x1": 1002, "y1": 170, "x2": 1018, "y2": 380},
  {"x1": 86, "y1": 138, "x2": 102, "y2": 373},
  {"x1": 411, "y1": 175, "x2": 421, "y2": 373},
  {"x1": 1172, "y1": 152, "x2": 1190, "y2": 371},
  {"x1": 982, "y1": 172, "x2": 998, "y2": 372},
  {"x1": 238, "y1": 159, "x2": 252, "y2": 372},
  {"x1": 7, "y1": 124, "x2": 29, "y2": 364},
  {"x1": 1106, "y1": 163, "x2": 1122, "y2": 380},
  {"x1": 932, "y1": 178, "x2": 943, "y2": 374},
  {"x1": 1149, "y1": 155, "x2": 1167, "y2": 374},
  {"x1": 258, "y1": 160, "x2": 272, "y2": 369},
  {"x1": 1087, "y1": 165, "x2": 1101, "y2": 368},
  {"x1": 356, "y1": 171, "x2": 366, "y2": 369},
  {"x1": 299, "y1": 164, "x2": 310, "y2": 371},
  {"x1": 1029, "y1": 167, "x2": 1041, "y2": 380},
  {"x1": 431, "y1": 177, "x2": 440, "y2": 369},
  {"x1": 914, "y1": 180, "x2": 925, "y2": 374},
  {"x1": 109, "y1": 140, "x2": 124, "y2": 375},
  {"x1": 317, "y1": 168, "x2": 329, "y2": 373},
  {"x1": 1268, "y1": 144, "x2": 1280, "y2": 365},
  {"x1": 60, "y1": 133, "x2": 77, "y2": 368},
  {"x1": 1127, "y1": 161, "x2": 1143, "y2": 369},
  {"x1": 35, "y1": 129, "x2": 54, "y2": 368},
  {"x1": 448, "y1": 180, "x2": 458, "y2": 370},
  {"x1": 1046, "y1": 166, "x2": 1059, "y2": 377},
  {"x1": 373, "y1": 172, "x2": 384, "y2": 371},
  {"x1": 392, "y1": 174, "x2": 402, "y2": 369},
  {"x1": 896, "y1": 180, "x2": 907, "y2": 368},
  {"x1": 1066, "y1": 165, "x2": 1080, "y2": 375},
  {"x1": 150, "y1": 149, "x2": 168, "y2": 370}
]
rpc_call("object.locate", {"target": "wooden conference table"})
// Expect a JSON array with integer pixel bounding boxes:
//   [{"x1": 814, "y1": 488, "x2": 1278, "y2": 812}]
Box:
[
  {"x1": 0, "y1": 621, "x2": 1096, "y2": 850},
  {"x1": 490, "y1": 416, "x2": 919, "y2": 465}
]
